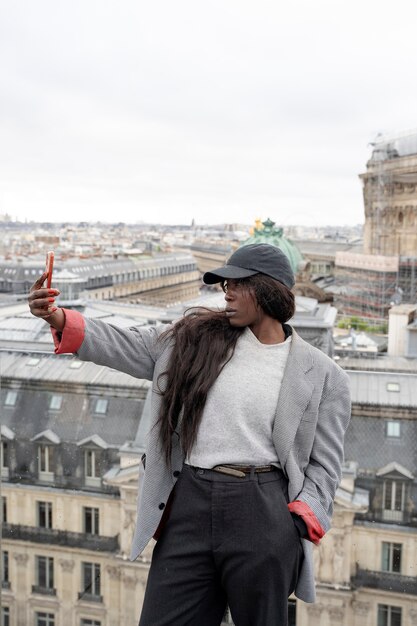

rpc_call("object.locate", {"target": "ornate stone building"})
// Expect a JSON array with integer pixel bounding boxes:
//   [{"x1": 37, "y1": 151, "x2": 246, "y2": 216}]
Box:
[
  {"x1": 335, "y1": 131, "x2": 417, "y2": 323},
  {"x1": 0, "y1": 350, "x2": 153, "y2": 626},
  {"x1": 296, "y1": 365, "x2": 417, "y2": 626},
  {"x1": 361, "y1": 134, "x2": 417, "y2": 257},
  {"x1": 0, "y1": 282, "x2": 337, "y2": 626},
  {"x1": 4, "y1": 346, "x2": 416, "y2": 625},
  {"x1": 2, "y1": 233, "x2": 417, "y2": 625}
]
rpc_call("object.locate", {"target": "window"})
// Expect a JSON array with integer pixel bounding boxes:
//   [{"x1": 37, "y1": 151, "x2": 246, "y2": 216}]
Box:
[
  {"x1": 386, "y1": 421, "x2": 401, "y2": 438},
  {"x1": 80, "y1": 562, "x2": 101, "y2": 600},
  {"x1": 383, "y1": 480, "x2": 405, "y2": 521},
  {"x1": 38, "y1": 445, "x2": 53, "y2": 480},
  {"x1": 35, "y1": 556, "x2": 54, "y2": 592},
  {"x1": 94, "y1": 399, "x2": 108, "y2": 415},
  {"x1": 49, "y1": 395, "x2": 62, "y2": 410},
  {"x1": 1, "y1": 441, "x2": 9, "y2": 478},
  {"x1": 85, "y1": 450, "x2": 100, "y2": 486},
  {"x1": 4, "y1": 391, "x2": 17, "y2": 406},
  {"x1": 382, "y1": 542, "x2": 402, "y2": 573},
  {"x1": 2, "y1": 497, "x2": 7, "y2": 523},
  {"x1": 84, "y1": 507, "x2": 100, "y2": 535},
  {"x1": 81, "y1": 620, "x2": 101, "y2": 626},
  {"x1": 2, "y1": 551, "x2": 9, "y2": 587},
  {"x1": 1, "y1": 607, "x2": 10, "y2": 626},
  {"x1": 377, "y1": 604, "x2": 402, "y2": 626},
  {"x1": 37, "y1": 502, "x2": 53, "y2": 529},
  {"x1": 1, "y1": 441, "x2": 9, "y2": 468},
  {"x1": 35, "y1": 613, "x2": 55, "y2": 626}
]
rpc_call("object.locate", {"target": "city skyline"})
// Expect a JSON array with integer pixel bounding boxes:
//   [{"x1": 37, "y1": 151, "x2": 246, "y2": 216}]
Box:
[{"x1": 2, "y1": 1, "x2": 417, "y2": 226}]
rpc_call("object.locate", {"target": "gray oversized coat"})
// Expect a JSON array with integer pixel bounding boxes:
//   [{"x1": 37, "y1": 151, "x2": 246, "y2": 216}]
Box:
[{"x1": 75, "y1": 317, "x2": 351, "y2": 603}]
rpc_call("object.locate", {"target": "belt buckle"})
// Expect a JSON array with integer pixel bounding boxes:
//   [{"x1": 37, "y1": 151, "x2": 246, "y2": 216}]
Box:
[{"x1": 213, "y1": 465, "x2": 246, "y2": 478}]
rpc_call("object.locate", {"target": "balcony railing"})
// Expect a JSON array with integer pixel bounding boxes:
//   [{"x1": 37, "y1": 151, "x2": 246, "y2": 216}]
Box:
[
  {"x1": 382, "y1": 509, "x2": 404, "y2": 523},
  {"x1": 2, "y1": 523, "x2": 119, "y2": 552},
  {"x1": 353, "y1": 568, "x2": 417, "y2": 596},
  {"x1": 32, "y1": 585, "x2": 57, "y2": 596}
]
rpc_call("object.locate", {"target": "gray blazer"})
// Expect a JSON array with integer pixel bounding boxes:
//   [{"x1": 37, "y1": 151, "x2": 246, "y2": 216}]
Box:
[{"x1": 77, "y1": 318, "x2": 351, "y2": 603}]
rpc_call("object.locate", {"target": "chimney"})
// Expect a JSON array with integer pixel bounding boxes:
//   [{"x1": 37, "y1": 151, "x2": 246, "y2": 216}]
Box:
[{"x1": 388, "y1": 304, "x2": 417, "y2": 357}]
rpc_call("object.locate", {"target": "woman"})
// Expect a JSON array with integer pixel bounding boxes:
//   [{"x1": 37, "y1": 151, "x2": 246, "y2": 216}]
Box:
[{"x1": 28, "y1": 243, "x2": 351, "y2": 626}]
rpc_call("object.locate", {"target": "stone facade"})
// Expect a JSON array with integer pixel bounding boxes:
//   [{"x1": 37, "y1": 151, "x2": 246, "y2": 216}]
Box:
[
  {"x1": 333, "y1": 133, "x2": 417, "y2": 323},
  {"x1": 361, "y1": 152, "x2": 417, "y2": 257}
]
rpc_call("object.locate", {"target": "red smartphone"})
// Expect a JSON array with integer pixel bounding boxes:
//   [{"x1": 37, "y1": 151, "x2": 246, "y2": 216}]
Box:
[{"x1": 45, "y1": 251, "x2": 54, "y2": 288}]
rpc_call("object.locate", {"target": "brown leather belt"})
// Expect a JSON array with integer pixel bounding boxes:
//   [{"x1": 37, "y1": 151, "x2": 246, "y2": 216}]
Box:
[{"x1": 212, "y1": 464, "x2": 275, "y2": 478}]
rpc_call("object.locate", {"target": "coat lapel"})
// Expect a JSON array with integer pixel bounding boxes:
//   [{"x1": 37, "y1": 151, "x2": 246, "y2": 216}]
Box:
[{"x1": 272, "y1": 331, "x2": 314, "y2": 468}]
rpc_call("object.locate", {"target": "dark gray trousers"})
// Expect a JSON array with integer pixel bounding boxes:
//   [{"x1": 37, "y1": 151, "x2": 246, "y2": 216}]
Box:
[{"x1": 139, "y1": 464, "x2": 303, "y2": 626}]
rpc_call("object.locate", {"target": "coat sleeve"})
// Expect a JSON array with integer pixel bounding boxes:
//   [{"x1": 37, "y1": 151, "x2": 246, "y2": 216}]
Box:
[
  {"x1": 289, "y1": 368, "x2": 351, "y2": 542},
  {"x1": 51, "y1": 308, "x2": 170, "y2": 381}
]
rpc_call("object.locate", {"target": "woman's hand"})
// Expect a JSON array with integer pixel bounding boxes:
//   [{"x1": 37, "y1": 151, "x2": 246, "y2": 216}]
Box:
[{"x1": 28, "y1": 272, "x2": 65, "y2": 331}]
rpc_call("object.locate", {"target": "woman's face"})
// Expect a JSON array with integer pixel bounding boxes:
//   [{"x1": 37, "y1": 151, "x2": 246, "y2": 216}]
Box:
[{"x1": 223, "y1": 279, "x2": 264, "y2": 328}]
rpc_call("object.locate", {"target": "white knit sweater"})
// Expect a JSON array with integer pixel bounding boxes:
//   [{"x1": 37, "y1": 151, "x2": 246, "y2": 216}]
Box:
[{"x1": 186, "y1": 327, "x2": 291, "y2": 468}]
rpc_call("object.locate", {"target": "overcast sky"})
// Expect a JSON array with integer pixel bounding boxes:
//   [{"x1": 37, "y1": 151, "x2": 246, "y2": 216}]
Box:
[{"x1": 1, "y1": 0, "x2": 417, "y2": 227}]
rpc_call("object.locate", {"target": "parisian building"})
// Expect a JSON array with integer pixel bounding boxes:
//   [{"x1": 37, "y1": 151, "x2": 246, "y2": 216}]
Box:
[
  {"x1": 1, "y1": 234, "x2": 417, "y2": 625},
  {"x1": 334, "y1": 131, "x2": 417, "y2": 323},
  {"x1": 0, "y1": 252, "x2": 200, "y2": 306},
  {"x1": 1, "y1": 299, "x2": 417, "y2": 625}
]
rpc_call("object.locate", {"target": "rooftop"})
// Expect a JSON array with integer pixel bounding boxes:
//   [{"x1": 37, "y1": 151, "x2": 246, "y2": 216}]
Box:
[
  {"x1": 346, "y1": 369, "x2": 417, "y2": 407},
  {"x1": 370, "y1": 129, "x2": 417, "y2": 161},
  {"x1": 0, "y1": 350, "x2": 151, "y2": 392}
]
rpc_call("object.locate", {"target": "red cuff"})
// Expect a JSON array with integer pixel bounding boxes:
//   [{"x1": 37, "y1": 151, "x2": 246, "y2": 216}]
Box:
[
  {"x1": 51, "y1": 308, "x2": 86, "y2": 354},
  {"x1": 288, "y1": 500, "x2": 325, "y2": 545}
]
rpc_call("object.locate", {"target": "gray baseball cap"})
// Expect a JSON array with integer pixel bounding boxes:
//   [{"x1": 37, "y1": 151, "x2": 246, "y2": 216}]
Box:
[{"x1": 203, "y1": 243, "x2": 295, "y2": 289}]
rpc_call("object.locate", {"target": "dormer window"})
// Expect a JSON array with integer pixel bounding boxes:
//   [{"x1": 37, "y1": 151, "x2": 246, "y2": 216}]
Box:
[
  {"x1": 94, "y1": 399, "x2": 108, "y2": 415},
  {"x1": 4, "y1": 390, "x2": 17, "y2": 406},
  {"x1": 49, "y1": 394, "x2": 62, "y2": 411},
  {"x1": 1, "y1": 441, "x2": 9, "y2": 478},
  {"x1": 78, "y1": 435, "x2": 107, "y2": 488},
  {"x1": 85, "y1": 450, "x2": 101, "y2": 487},
  {"x1": 0, "y1": 426, "x2": 14, "y2": 480},
  {"x1": 38, "y1": 445, "x2": 54, "y2": 482},
  {"x1": 386, "y1": 421, "x2": 401, "y2": 438},
  {"x1": 376, "y1": 462, "x2": 413, "y2": 525},
  {"x1": 31, "y1": 431, "x2": 60, "y2": 483},
  {"x1": 382, "y1": 479, "x2": 405, "y2": 522}
]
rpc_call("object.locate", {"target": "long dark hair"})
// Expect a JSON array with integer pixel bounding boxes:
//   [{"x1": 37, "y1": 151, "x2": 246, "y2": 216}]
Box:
[{"x1": 157, "y1": 274, "x2": 295, "y2": 462}]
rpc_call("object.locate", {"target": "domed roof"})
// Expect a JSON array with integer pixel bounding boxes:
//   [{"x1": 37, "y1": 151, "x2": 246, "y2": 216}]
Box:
[{"x1": 242, "y1": 218, "x2": 303, "y2": 274}]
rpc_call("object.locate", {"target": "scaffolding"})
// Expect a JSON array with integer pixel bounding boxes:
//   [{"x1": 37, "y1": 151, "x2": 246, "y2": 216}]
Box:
[
  {"x1": 398, "y1": 257, "x2": 417, "y2": 303},
  {"x1": 340, "y1": 130, "x2": 417, "y2": 323}
]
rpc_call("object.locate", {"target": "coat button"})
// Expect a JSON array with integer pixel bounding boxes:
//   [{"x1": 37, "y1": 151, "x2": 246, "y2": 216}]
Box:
[
  {"x1": 158, "y1": 503, "x2": 165, "y2": 510},
  {"x1": 173, "y1": 471, "x2": 180, "y2": 478}
]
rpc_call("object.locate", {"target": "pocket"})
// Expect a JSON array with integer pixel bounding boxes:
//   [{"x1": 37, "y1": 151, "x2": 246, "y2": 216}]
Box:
[{"x1": 291, "y1": 513, "x2": 309, "y2": 539}]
